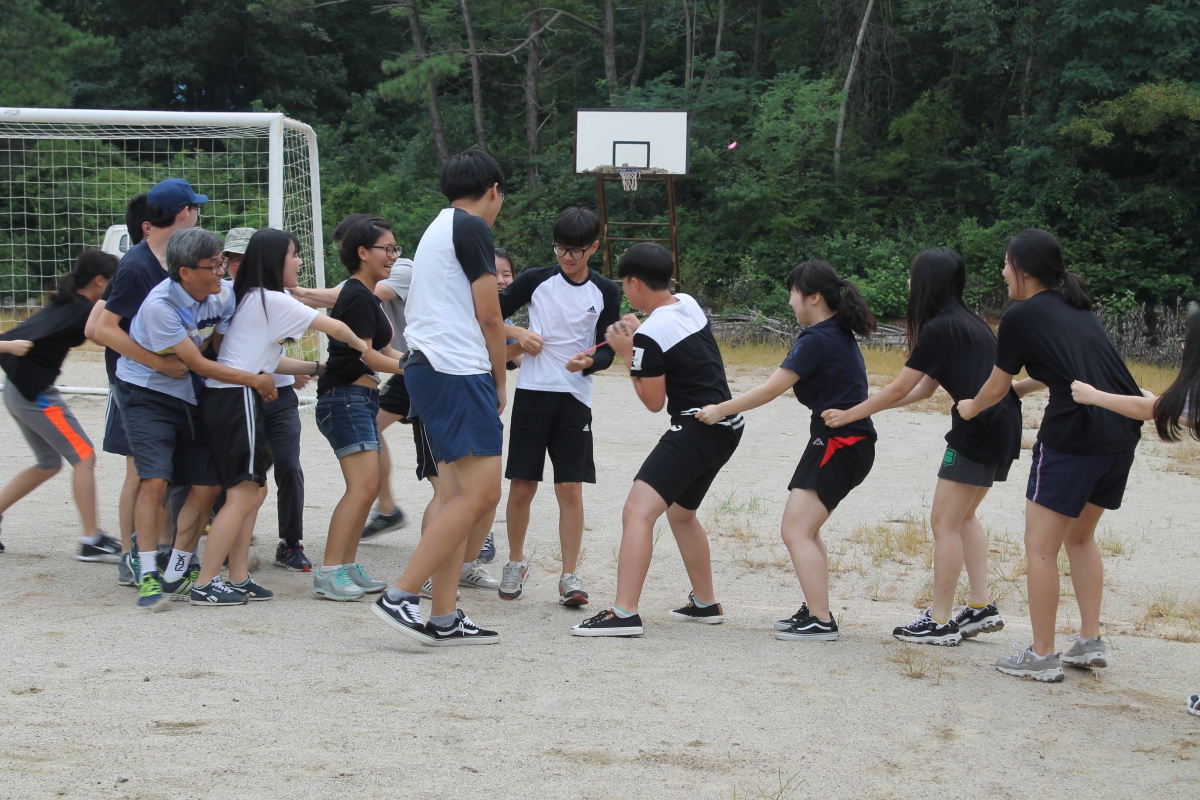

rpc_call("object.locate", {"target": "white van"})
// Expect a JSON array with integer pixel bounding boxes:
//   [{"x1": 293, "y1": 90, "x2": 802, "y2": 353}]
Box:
[{"x1": 100, "y1": 224, "x2": 133, "y2": 257}]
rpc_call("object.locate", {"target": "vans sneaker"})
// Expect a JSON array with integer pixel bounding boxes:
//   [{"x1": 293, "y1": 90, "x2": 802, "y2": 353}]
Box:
[
  {"x1": 775, "y1": 603, "x2": 811, "y2": 631},
  {"x1": 1188, "y1": 694, "x2": 1200, "y2": 717},
  {"x1": 1061, "y1": 634, "x2": 1108, "y2": 668},
  {"x1": 498, "y1": 560, "x2": 529, "y2": 600},
  {"x1": 571, "y1": 608, "x2": 643, "y2": 637},
  {"x1": 668, "y1": 592, "x2": 724, "y2": 624},
  {"x1": 995, "y1": 644, "x2": 1064, "y2": 682},
  {"x1": 426, "y1": 610, "x2": 500, "y2": 646},
  {"x1": 953, "y1": 603, "x2": 1005, "y2": 638},
  {"x1": 370, "y1": 592, "x2": 433, "y2": 646},
  {"x1": 893, "y1": 608, "x2": 962, "y2": 646},
  {"x1": 558, "y1": 573, "x2": 589, "y2": 606},
  {"x1": 775, "y1": 612, "x2": 839, "y2": 642},
  {"x1": 77, "y1": 532, "x2": 122, "y2": 562}
]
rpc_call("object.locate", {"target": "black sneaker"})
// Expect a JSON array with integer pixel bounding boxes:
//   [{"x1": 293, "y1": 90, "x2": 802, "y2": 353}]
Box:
[
  {"x1": 77, "y1": 532, "x2": 122, "y2": 563},
  {"x1": 274, "y1": 541, "x2": 312, "y2": 572},
  {"x1": 370, "y1": 593, "x2": 435, "y2": 646},
  {"x1": 228, "y1": 574, "x2": 274, "y2": 601},
  {"x1": 361, "y1": 507, "x2": 407, "y2": 541},
  {"x1": 953, "y1": 603, "x2": 1005, "y2": 638},
  {"x1": 426, "y1": 610, "x2": 500, "y2": 646},
  {"x1": 571, "y1": 608, "x2": 644, "y2": 637},
  {"x1": 156, "y1": 546, "x2": 170, "y2": 574},
  {"x1": 189, "y1": 578, "x2": 248, "y2": 607},
  {"x1": 893, "y1": 609, "x2": 962, "y2": 646},
  {"x1": 0, "y1": 512, "x2": 4, "y2": 552},
  {"x1": 774, "y1": 603, "x2": 811, "y2": 631},
  {"x1": 668, "y1": 592, "x2": 725, "y2": 624},
  {"x1": 774, "y1": 612, "x2": 839, "y2": 641}
]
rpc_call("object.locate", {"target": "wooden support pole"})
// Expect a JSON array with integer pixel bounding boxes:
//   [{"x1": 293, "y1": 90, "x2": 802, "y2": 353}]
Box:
[
  {"x1": 667, "y1": 176, "x2": 680, "y2": 288},
  {"x1": 596, "y1": 175, "x2": 612, "y2": 278}
]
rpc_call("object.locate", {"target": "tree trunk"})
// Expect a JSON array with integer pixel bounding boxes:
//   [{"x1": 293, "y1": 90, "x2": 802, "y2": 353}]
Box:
[
  {"x1": 461, "y1": 0, "x2": 487, "y2": 152},
  {"x1": 1020, "y1": 47, "x2": 1034, "y2": 119},
  {"x1": 698, "y1": 0, "x2": 725, "y2": 99},
  {"x1": 631, "y1": 0, "x2": 648, "y2": 89},
  {"x1": 405, "y1": 1, "x2": 450, "y2": 167},
  {"x1": 682, "y1": 0, "x2": 694, "y2": 98},
  {"x1": 833, "y1": 0, "x2": 875, "y2": 180},
  {"x1": 751, "y1": 0, "x2": 762, "y2": 76},
  {"x1": 525, "y1": 2, "x2": 542, "y2": 187},
  {"x1": 602, "y1": 0, "x2": 618, "y2": 99}
]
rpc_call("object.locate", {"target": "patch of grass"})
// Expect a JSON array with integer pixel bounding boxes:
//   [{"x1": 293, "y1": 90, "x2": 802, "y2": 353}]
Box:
[
  {"x1": 718, "y1": 341, "x2": 788, "y2": 370},
  {"x1": 1156, "y1": 438, "x2": 1200, "y2": 478},
  {"x1": 732, "y1": 770, "x2": 804, "y2": 800},
  {"x1": 901, "y1": 387, "x2": 955, "y2": 416},
  {"x1": 890, "y1": 644, "x2": 947, "y2": 683},
  {"x1": 1097, "y1": 530, "x2": 1134, "y2": 558},
  {"x1": 1137, "y1": 590, "x2": 1200, "y2": 642},
  {"x1": 848, "y1": 518, "x2": 933, "y2": 568},
  {"x1": 1126, "y1": 361, "x2": 1178, "y2": 395},
  {"x1": 706, "y1": 492, "x2": 790, "y2": 575}
]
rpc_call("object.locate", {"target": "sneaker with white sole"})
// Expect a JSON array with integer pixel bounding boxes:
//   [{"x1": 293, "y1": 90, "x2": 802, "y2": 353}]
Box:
[
  {"x1": 669, "y1": 592, "x2": 724, "y2": 624},
  {"x1": 558, "y1": 573, "x2": 589, "y2": 606},
  {"x1": 190, "y1": 577, "x2": 248, "y2": 607},
  {"x1": 498, "y1": 560, "x2": 529, "y2": 600},
  {"x1": 346, "y1": 563, "x2": 387, "y2": 594},
  {"x1": 77, "y1": 532, "x2": 122, "y2": 562},
  {"x1": 426, "y1": 610, "x2": 500, "y2": 646},
  {"x1": 953, "y1": 603, "x2": 1005, "y2": 638},
  {"x1": 228, "y1": 574, "x2": 274, "y2": 601},
  {"x1": 459, "y1": 561, "x2": 499, "y2": 590},
  {"x1": 1061, "y1": 634, "x2": 1107, "y2": 668},
  {"x1": 1188, "y1": 694, "x2": 1200, "y2": 717},
  {"x1": 893, "y1": 608, "x2": 962, "y2": 646},
  {"x1": 995, "y1": 643, "x2": 1064, "y2": 682},
  {"x1": 312, "y1": 566, "x2": 366, "y2": 601},
  {"x1": 361, "y1": 507, "x2": 407, "y2": 540},
  {"x1": 571, "y1": 608, "x2": 643, "y2": 637},
  {"x1": 419, "y1": 577, "x2": 460, "y2": 599},
  {"x1": 370, "y1": 592, "x2": 434, "y2": 645},
  {"x1": 775, "y1": 612, "x2": 839, "y2": 641},
  {"x1": 775, "y1": 603, "x2": 811, "y2": 631}
]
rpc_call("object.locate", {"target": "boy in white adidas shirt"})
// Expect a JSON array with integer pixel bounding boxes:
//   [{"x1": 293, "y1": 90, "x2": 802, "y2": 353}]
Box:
[{"x1": 495, "y1": 207, "x2": 620, "y2": 605}]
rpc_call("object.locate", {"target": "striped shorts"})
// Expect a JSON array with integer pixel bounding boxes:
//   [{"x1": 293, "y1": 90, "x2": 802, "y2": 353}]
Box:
[{"x1": 3, "y1": 382, "x2": 94, "y2": 470}]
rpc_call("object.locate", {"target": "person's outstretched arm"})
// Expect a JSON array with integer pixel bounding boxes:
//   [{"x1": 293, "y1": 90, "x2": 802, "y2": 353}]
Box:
[
  {"x1": 1071, "y1": 380, "x2": 1157, "y2": 421},
  {"x1": 822, "y1": 367, "x2": 926, "y2": 428},
  {"x1": 958, "y1": 366, "x2": 1015, "y2": 420},
  {"x1": 170, "y1": 336, "x2": 278, "y2": 401},
  {"x1": 695, "y1": 368, "x2": 799, "y2": 424}
]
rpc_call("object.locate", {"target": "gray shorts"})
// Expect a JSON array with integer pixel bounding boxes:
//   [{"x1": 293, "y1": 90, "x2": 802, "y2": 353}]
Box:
[
  {"x1": 937, "y1": 447, "x2": 1012, "y2": 488},
  {"x1": 3, "y1": 382, "x2": 95, "y2": 470}
]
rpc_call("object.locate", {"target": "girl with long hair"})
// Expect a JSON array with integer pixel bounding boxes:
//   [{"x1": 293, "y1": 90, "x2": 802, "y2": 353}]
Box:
[
  {"x1": 824, "y1": 249, "x2": 1038, "y2": 645},
  {"x1": 191, "y1": 229, "x2": 369, "y2": 605},
  {"x1": 0, "y1": 250, "x2": 118, "y2": 558},
  {"x1": 697, "y1": 260, "x2": 877, "y2": 641},
  {"x1": 958, "y1": 228, "x2": 1142, "y2": 682}
]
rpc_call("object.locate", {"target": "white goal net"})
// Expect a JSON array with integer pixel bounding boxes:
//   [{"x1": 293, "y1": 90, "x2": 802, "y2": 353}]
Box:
[{"x1": 0, "y1": 108, "x2": 325, "y2": 312}]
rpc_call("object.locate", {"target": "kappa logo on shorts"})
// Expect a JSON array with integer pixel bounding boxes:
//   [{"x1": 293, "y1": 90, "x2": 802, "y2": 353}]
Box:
[{"x1": 812, "y1": 438, "x2": 824, "y2": 447}]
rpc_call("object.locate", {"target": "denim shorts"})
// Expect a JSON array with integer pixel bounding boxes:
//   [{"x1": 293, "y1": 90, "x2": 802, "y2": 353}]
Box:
[{"x1": 316, "y1": 385, "x2": 381, "y2": 459}]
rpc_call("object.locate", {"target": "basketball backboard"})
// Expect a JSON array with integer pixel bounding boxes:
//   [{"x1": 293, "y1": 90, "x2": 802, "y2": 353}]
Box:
[{"x1": 574, "y1": 109, "x2": 690, "y2": 176}]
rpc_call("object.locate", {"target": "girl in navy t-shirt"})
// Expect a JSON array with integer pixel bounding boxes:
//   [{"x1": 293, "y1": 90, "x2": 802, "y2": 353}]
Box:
[{"x1": 697, "y1": 260, "x2": 877, "y2": 642}]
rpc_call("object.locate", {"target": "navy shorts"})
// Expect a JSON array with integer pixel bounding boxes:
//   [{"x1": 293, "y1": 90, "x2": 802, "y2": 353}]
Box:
[
  {"x1": 103, "y1": 378, "x2": 133, "y2": 457},
  {"x1": 122, "y1": 383, "x2": 220, "y2": 486},
  {"x1": 1026, "y1": 441, "x2": 1135, "y2": 518},
  {"x1": 315, "y1": 385, "x2": 380, "y2": 459},
  {"x1": 404, "y1": 363, "x2": 503, "y2": 465}
]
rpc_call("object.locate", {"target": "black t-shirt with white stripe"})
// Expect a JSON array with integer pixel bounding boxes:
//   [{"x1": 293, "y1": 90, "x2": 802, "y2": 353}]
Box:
[{"x1": 629, "y1": 293, "x2": 732, "y2": 417}]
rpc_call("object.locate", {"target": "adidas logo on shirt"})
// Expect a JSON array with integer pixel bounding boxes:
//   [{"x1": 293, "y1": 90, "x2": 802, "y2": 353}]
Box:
[
  {"x1": 587, "y1": 306, "x2": 596, "y2": 313},
  {"x1": 582, "y1": 424, "x2": 590, "y2": 432}
]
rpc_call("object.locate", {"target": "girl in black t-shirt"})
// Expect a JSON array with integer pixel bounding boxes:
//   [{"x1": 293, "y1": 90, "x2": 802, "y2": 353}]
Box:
[
  {"x1": 312, "y1": 217, "x2": 405, "y2": 602},
  {"x1": 0, "y1": 251, "x2": 118, "y2": 559},
  {"x1": 824, "y1": 249, "x2": 1041, "y2": 647},
  {"x1": 959, "y1": 228, "x2": 1141, "y2": 683},
  {"x1": 697, "y1": 260, "x2": 877, "y2": 642}
]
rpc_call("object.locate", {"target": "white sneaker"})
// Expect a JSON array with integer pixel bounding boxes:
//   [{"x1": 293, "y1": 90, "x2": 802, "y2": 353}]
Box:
[
  {"x1": 459, "y1": 561, "x2": 499, "y2": 590},
  {"x1": 419, "y1": 578, "x2": 460, "y2": 599}
]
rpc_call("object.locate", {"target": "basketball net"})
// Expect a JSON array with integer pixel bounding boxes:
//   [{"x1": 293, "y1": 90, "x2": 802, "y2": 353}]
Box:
[{"x1": 617, "y1": 167, "x2": 641, "y2": 192}]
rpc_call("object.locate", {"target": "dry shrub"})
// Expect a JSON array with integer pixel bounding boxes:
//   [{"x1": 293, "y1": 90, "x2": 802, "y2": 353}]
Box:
[
  {"x1": 890, "y1": 644, "x2": 947, "y2": 683},
  {"x1": 849, "y1": 518, "x2": 933, "y2": 568},
  {"x1": 1137, "y1": 591, "x2": 1200, "y2": 642},
  {"x1": 707, "y1": 493, "x2": 789, "y2": 575},
  {"x1": 1155, "y1": 438, "x2": 1200, "y2": 478},
  {"x1": 901, "y1": 387, "x2": 955, "y2": 416}
]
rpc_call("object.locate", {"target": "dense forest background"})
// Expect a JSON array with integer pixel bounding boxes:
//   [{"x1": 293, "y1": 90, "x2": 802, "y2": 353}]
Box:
[{"x1": 5, "y1": 0, "x2": 1200, "y2": 319}]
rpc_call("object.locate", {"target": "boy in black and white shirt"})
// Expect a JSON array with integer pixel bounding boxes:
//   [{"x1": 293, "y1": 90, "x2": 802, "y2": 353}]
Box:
[
  {"x1": 496, "y1": 208, "x2": 620, "y2": 605},
  {"x1": 572, "y1": 243, "x2": 743, "y2": 637}
]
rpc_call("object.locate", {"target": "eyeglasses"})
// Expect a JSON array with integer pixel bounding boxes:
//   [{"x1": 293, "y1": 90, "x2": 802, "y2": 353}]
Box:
[
  {"x1": 187, "y1": 257, "x2": 228, "y2": 275},
  {"x1": 187, "y1": 204, "x2": 202, "y2": 214},
  {"x1": 553, "y1": 244, "x2": 590, "y2": 261},
  {"x1": 368, "y1": 244, "x2": 403, "y2": 258}
]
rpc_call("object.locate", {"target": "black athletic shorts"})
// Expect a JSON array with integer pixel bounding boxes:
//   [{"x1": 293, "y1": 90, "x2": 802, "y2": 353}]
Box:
[
  {"x1": 200, "y1": 386, "x2": 272, "y2": 489},
  {"x1": 378, "y1": 372, "x2": 411, "y2": 419},
  {"x1": 635, "y1": 414, "x2": 744, "y2": 510},
  {"x1": 411, "y1": 416, "x2": 440, "y2": 481},
  {"x1": 505, "y1": 388, "x2": 595, "y2": 484},
  {"x1": 789, "y1": 428, "x2": 875, "y2": 512},
  {"x1": 938, "y1": 447, "x2": 1012, "y2": 488}
]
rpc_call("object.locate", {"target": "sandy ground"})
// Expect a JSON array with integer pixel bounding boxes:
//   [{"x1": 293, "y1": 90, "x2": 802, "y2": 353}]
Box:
[{"x1": 1, "y1": 354, "x2": 1199, "y2": 799}]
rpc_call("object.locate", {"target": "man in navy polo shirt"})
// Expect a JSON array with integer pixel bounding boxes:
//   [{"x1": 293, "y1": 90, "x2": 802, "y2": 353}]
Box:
[{"x1": 93, "y1": 179, "x2": 206, "y2": 586}]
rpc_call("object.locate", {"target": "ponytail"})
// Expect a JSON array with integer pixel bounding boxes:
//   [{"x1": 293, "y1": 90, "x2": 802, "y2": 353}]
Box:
[
  {"x1": 1006, "y1": 228, "x2": 1092, "y2": 310},
  {"x1": 786, "y1": 260, "x2": 878, "y2": 336},
  {"x1": 1154, "y1": 310, "x2": 1200, "y2": 442},
  {"x1": 50, "y1": 250, "x2": 117, "y2": 304}
]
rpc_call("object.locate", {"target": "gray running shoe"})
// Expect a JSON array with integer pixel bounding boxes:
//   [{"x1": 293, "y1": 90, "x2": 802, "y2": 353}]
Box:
[
  {"x1": 117, "y1": 552, "x2": 136, "y2": 586},
  {"x1": 558, "y1": 572, "x2": 589, "y2": 606},
  {"x1": 419, "y1": 578, "x2": 460, "y2": 599},
  {"x1": 1061, "y1": 634, "x2": 1108, "y2": 668},
  {"x1": 498, "y1": 560, "x2": 529, "y2": 600},
  {"x1": 995, "y1": 644, "x2": 1064, "y2": 682},
  {"x1": 312, "y1": 566, "x2": 366, "y2": 601},
  {"x1": 346, "y1": 563, "x2": 387, "y2": 594},
  {"x1": 459, "y1": 561, "x2": 499, "y2": 590}
]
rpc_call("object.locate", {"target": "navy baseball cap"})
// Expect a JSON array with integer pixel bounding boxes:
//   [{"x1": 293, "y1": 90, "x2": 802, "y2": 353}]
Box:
[{"x1": 147, "y1": 178, "x2": 208, "y2": 215}]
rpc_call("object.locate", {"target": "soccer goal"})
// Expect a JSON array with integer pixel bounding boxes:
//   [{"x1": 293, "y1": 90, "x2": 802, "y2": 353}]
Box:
[{"x1": 0, "y1": 108, "x2": 326, "y2": 311}]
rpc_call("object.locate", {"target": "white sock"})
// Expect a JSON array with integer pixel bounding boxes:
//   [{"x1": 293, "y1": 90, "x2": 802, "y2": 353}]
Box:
[
  {"x1": 461, "y1": 561, "x2": 475, "y2": 573},
  {"x1": 137, "y1": 551, "x2": 158, "y2": 579},
  {"x1": 163, "y1": 548, "x2": 192, "y2": 582},
  {"x1": 320, "y1": 564, "x2": 342, "y2": 576},
  {"x1": 80, "y1": 533, "x2": 102, "y2": 545}
]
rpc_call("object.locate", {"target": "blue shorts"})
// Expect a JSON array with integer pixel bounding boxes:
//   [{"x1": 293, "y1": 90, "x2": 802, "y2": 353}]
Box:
[
  {"x1": 315, "y1": 385, "x2": 380, "y2": 459},
  {"x1": 1026, "y1": 441, "x2": 1135, "y2": 519},
  {"x1": 122, "y1": 383, "x2": 220, "y2": 486},
  {"x1": 103, "y1": 378, "x2": 133, "y2": 457},
  {"x1": 405, "y1": 364, "x2": 503, "y2": 464}
]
